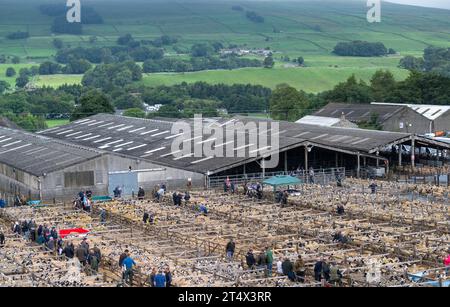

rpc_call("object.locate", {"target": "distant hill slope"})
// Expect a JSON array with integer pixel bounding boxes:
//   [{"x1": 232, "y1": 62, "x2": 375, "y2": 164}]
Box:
[{"x1": 0, "y1": 0, "x2": 449, "y2": 58}]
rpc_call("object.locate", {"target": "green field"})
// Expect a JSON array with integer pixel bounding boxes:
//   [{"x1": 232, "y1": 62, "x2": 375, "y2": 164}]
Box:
[
  {"x1": 1, "y1": 0, "x2": 450, "y2": 92},
  {"x1": 45, "y1": 119, "x2": 70, "y2": 128}
]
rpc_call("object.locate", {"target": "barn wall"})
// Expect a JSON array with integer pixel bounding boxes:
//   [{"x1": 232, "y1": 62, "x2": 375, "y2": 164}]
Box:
[
  {"x1": 382, "y1": 109, "x2": 432, "y2": 134},
  {"x1": 0, "y1": 164, "x2": 40, "y2": 203},
  {"x1": 40, "y1": 154, "x2": 204, "y2": 202},
  {"x1": 434, "y1": 110, "x2": 450, "y2": 132}
]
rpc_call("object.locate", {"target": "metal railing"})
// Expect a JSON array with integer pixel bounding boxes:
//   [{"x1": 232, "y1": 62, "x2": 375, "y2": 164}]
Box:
[{"x1": 207, "y1": 167, "x2": 346, "y2": 188}]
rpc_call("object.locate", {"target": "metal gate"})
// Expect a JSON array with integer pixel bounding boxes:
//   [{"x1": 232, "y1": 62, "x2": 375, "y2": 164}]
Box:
[{"x1": 108, "y1": 172, "x2": 138, "y2": 197}]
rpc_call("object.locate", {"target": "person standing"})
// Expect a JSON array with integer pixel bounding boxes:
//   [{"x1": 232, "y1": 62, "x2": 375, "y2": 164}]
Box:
[
  {"x1": 138, "y1": 187, "x2": 145, "y2": 200},
  {"x1": 369, "y1": 180, "x2": 378, "y2": 194},
  {"x1": 100, "y1": 209, "x2": 107, "y2": 225},
  {"x1": 329, "y1": 262, "x2": 343, "y2": 286},
  {"x1": 122, "y1": 252, "x2": 137, "y2": 286},
  {"x1": 245, "y1": 249, "x2": 256, "y2": 270},
  {"x1": 165, "y1": 266, "x2": 173, "y2": 287},
  {"x1": 265, "y1": 247, "x2": 274, "y2": 277},
  {"x1": 154, "y1": 270, "x2": 166, "y2": 287},
  {"x1": 282, "y1": 258, "x2": 295, "y2": 281},
  {"x1": 149, "y1": 268, "x2": 157, "y2": 287},
  {"x1": 0, "y1": 229, "x2": 5, "y2": 247},
  {"x1": 294, "y1": 255, "x2": 306, "y2": 283},
  {"x1": 225, "y1": 238, "x2": 235, "y2": 260}
]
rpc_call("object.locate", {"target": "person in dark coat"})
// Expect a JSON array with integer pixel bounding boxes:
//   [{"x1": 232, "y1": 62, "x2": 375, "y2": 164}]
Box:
[
  {"x1": 226, "y1": 239, "x2": 235, "y2": 260},
  {"x1": 282, "y1": 258, "x2": 295, "y2": 281},
  {"x1": 245, "y1": 249, "x2": 256, "y2": 269},
  {"x1": 93, "y1": 245, "x2": 102, "y2": 263},
  {"x1": 75, "y1": 244, "x2": 88, "y2": 266},
  {"x1": 165, "y1": 267, "x2": 173, "y2": 287},
  {"x1": 337, "y1": 203, "x2": 345, "y2": 215},
  {"x1": 184, "y1": 192, "x2": 191, "y2": 204},
  {"x1": 143, "y1": 212, "x2": 149, "y2": 224},
  {"x1": 138, "y1": 187, "x2": 145, "y2": 200},
  {"x1": 62, "y1": 242, "x2": 75, "y2": 259},
  {"x1": 369, "y1": 181, "x2": 378, "y2": 194},
  {"x1": 119, "y1": 250, "x2": 129, "y2": 268},
  {"x1": 0, "y1": 229, "x2": 5, "y2": 247}
]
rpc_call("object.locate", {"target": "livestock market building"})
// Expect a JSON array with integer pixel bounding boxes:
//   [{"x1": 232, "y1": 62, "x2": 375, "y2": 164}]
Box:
[
  {"x1": 0, "y1": 126, "x2": 201, "y2": 203},
  {"x1": 39, "y1": 114, "x2": 450, "y2": 192}
]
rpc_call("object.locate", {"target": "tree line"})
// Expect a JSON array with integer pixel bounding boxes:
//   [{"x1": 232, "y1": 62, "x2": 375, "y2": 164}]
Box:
[
  {"x1": 333, "y1": 41, "x2": 395, "y2": 57},
  {"x1": 399, "y1": 46, "x2": 450, "y2": 78}
]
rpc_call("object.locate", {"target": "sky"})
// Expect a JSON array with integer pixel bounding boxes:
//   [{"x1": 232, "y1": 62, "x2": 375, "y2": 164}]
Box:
[{"x1": 386, "y1": 0, "x2": 450, "y2": 9}]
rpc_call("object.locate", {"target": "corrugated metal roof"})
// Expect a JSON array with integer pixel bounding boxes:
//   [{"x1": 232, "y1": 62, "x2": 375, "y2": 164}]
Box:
[
  {"x1": 314, "y1": 103, "x2": 406, "y2": 123},
  {"x1": 296, "y1": 116, "x2": 341, "y2": 126},
  {"x1": 372, "y1": 103, "x2": 450, "y2": 120},
  {"x1": 0, "y1": 127, "x2": 103, "y2": 176},
  {"x1": 39, "y1": 114, "x2": 424, "y2": 175}
]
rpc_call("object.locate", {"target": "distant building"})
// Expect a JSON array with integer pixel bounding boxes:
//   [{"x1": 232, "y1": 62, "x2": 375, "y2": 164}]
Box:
[
  {"x1": 296, "y1": 115, "x2": 358, "y2": 128},
  {"x1": 314, "y1": 103, "x2": 438, "y2": 134},
  {"x1": 372, "y1": 103, "x2": 450, "y2": 133}
]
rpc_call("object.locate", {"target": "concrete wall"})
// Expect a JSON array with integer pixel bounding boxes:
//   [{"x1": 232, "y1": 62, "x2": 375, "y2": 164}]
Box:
[
  {"x1": 106, "y1": 155, "x2": 205, "y2": 191},
  {"x1": 41, "y1": 154, "x2": 205, "y2": 202},
  {"x1": 434, "y1": 110, "x2": 450, "y2": 132},
  {"x1": 382, "y1": 109, "x2": 432, "y2": 134},
  {"x1": 1, "y1": 153, "x2": 205, "y2": 203}
]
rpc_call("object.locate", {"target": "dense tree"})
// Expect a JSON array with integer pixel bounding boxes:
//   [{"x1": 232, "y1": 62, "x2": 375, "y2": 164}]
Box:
[
  {"x1": 370, "y1": 70, "x2": 396, "y2": 102},
  {"x1": 297, "y1": 57, "x2": 305, "y2": 66},
  {"x1": 15, "y1": 75, "x2": 29, "y2": 88},
  {"x1": 71, "y1": 89, "x2": 114, "y2": 120},
  {"x1": 123, "y1": 108, "x2": 146, "y2": 118},
  {"x1": 63, "y1": 59, "x2": 92, "y2": 74},
  {"x1": 4, "y1": 113, "x2": 47, "y2": 132},
  {"x1": 191, "y1": 44, "x2": 214, "y2": 57},
  {"x1": 39, "y1": 61, "x2": 63, "y2": 75},
  {"x1": 323, "y1": 75, "x2": 373, "y2": 103},
  {"x1": 399, "y1": 55, "x2": 424, "y2": 71},
  {"x1": 117, "y1": 34, "x2": 134, "y2": 46},
  {"x1": 263, "y1": 56, "x2": 275, "y2": 68},
  {"x1": 53, "y1": 38, "x2": 64, "y2": 49},
  {"x1": 5, "y1": 67, "x2": 16, "y2": 77},
  {"x1": 269, "y1": 84, "x2": 310, "y2": 121},
  {"x1": 82, "y1": 61, "x2": 142, "y2": 90},
  {"x1": 113, "y1": 93, "x2": 144, "y2": 110},
  {"x1": 385, "y1": 71, "x2": 450, "y2": 105},
  {"x1": 6, "y1": 31, "x2": 29, "y2": 40},
  {"x1": 12, "y1": 56, "x2": 20, "y2": 64},
  {"x1": 333, "y1": 41, "x2": 388, "y2": 57},
  {"x1": 0, "y1": 81, "x2": 10, "y2": 94},
  {"x1": 246, "y1": 11, "x2": 265, "y2": 23}
]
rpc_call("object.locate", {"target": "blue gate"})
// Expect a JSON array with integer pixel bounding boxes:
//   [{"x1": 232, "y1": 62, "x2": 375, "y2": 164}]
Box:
[{"x1": 108, "y1": 172, "x2": 139, "y2": 197}]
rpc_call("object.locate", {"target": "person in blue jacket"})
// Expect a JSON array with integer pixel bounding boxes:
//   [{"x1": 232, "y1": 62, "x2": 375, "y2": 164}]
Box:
[{"x1": 154, "y1": 270, "x2": 166, "y2": 287}]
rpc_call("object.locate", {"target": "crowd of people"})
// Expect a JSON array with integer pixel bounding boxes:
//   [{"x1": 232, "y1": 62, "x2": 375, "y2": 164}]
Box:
[
  {"x1": 10, "y1": 219, "x2": 102, "y2": 275},
  {"x1": 73, "y1": 190, "x2": 93, "y2": 212},
  {"x1": 238, "y1": 239, "x2": 345, "y2": 286},
  {"x1": 118, "y1": 249, "x2": 173, "y2": 287}
]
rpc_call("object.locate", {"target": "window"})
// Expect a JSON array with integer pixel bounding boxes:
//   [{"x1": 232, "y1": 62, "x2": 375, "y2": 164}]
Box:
[
  {"x1": 95, "y1": 171, "x2": 104, "y2": 184},
  {"x1": 55, "y1": 174, "x2": 63, "y2": 187},
  {"x1": 64, "y1": 171, "x2": 94, "y2": 188}
]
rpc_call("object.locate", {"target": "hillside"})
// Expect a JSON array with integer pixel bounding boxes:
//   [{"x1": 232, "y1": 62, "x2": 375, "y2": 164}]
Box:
[{"x1": 1, "y1": 0, "x2": 450, "y2": 92}]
